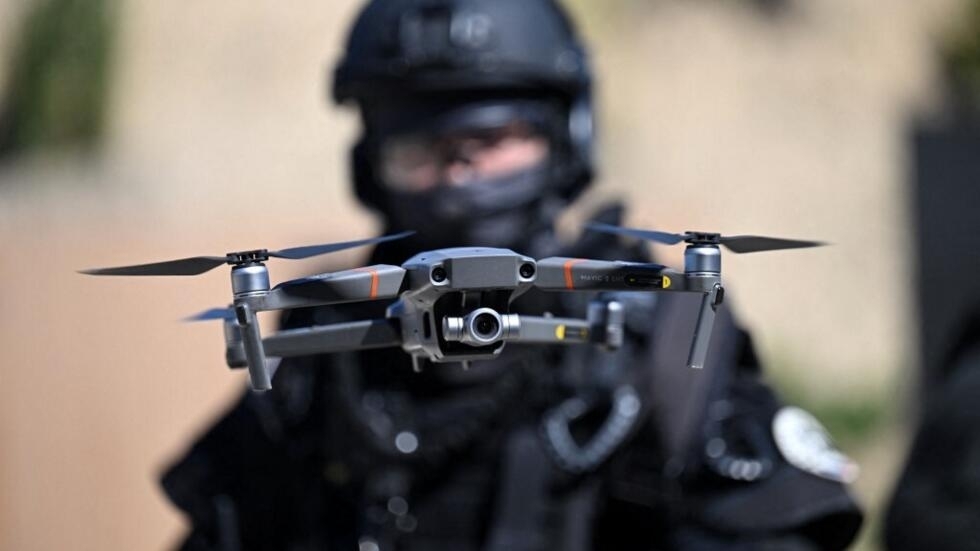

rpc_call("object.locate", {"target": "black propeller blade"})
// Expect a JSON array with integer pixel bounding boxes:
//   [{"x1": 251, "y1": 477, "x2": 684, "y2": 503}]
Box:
[
  {"x1": 585, "y1": 222, "x2": 687, "y2": 245},
  {"x1": 80, "y1": 256, "x2": 230, "y2": 277},
  {"x1": 184, "y1": 307, "x2": 235, "y2": 322},
  {"x1": 80, "y1": 231, "x2": 415, "y2": 276},
  {"x1": 267, "y1": 231, "x2": 414, "y2": 260},
  {"x1": 718, "y1": 235, "x2": 825, "y2": 253},
  {"x1": 585, "y1": 223, "x2": 824, "y2": 253}
]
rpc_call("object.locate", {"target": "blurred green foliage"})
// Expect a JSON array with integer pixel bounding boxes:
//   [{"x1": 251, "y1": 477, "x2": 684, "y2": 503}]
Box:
[
  {"x1": 767, "y1": 369, "x2": 892, "y2": 450},
  {"x1": 787, "y1": 389, "x2": 888, "y2": 450},
  {"x1": 0, "y1": 0, "x2": 118, "y2": 158},
  {"x1": 944, "y1": 0, "x2": 980, "y2": 112}
]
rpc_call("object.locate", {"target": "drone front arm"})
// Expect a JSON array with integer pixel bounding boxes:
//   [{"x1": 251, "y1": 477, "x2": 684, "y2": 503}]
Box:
[
  {"x1": 534, "y1": 257, "x2": 725, "y2": 369},
  {"x1": 533, "y1": 257, "x2": 687, "y2": 293}
]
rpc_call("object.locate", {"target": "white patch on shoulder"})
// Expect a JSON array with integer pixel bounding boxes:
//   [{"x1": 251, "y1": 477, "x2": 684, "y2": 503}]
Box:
[{"x1": 772, "y1": 406, "x2": 859, "y2": 483}]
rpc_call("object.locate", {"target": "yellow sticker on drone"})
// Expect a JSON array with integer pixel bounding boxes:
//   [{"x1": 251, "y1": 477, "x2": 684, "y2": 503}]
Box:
[
  {"x1": 556, "y1": 324, "x2": 566, "y2": 340},
  {"x1": 663, "y1": 275, "x2": 672, "y2": 289}
]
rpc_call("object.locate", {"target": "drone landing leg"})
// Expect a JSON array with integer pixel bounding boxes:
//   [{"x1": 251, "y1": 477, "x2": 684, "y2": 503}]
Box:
[
  {"x1": 235, "y1": 303, "x2": 271, "y2": 391},
  {"x1": 687, "y1": 283, "x2": 724, "y2": 369}
]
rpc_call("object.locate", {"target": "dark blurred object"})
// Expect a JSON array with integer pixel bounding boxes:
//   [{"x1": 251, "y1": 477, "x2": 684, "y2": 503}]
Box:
[
  {"x1": 886, "y1": 317, "x2": 980, "y2": 551},
  {"x1": 0, "y1": 0, "x2": 118, "y2": 160},
  {"x1": 909, "y1": 126, "x2": 980, "y2": 396},
  {"x1": 884, "y1": 8, "x2": 980, "y2": 544},
  {"x1": 886, "y1": 126, "x2": 980, "y2": 549}
]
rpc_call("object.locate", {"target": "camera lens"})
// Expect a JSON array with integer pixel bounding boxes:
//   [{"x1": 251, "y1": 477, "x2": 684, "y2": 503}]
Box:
[
  {"x1": 461, "y1": 308, "x2": 505, "y2": 345},
  {"x1": 465, "y1": 311, "x2": 502, "y2": 343},
  {"x1": 474, "y1": 313, "x2": 499, "y2": 337}
]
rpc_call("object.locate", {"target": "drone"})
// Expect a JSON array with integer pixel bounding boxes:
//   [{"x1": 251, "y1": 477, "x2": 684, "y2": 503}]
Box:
[{"x1": 82, "y1": 225, "x2": 823, "y2": 391}]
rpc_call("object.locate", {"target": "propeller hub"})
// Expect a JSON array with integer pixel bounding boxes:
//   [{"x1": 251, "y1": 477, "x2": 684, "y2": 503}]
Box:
[
  {"x1": 683, "y1": 231, "x2": 722, "y2": 245},
  {"x1": 226, "y1": 249, "x2": 270, "y2": 265}
]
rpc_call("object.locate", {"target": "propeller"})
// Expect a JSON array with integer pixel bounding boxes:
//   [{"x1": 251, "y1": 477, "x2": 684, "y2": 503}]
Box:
[
  {"x1": 184, "y1": 307, "x2": 235, "y2": 322},
  {"x1": 80, "y1": 231, "x2": 415, "y2": 276},
  {"x1": 585, "y1": 223, "x2": 825, "y2": 253}
]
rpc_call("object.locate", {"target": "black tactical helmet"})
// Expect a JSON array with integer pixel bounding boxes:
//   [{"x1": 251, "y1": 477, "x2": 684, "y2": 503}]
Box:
[
  {"x1": 333, "y1": 0, "x2": 590, "y2": 103},
  {"x1": 332, "y1": 0, "x2": 595, "y2": 250}
]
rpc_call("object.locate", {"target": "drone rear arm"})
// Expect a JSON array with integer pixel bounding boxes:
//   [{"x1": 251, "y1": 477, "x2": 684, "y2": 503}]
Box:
[
  {"x1": 226, "y1": 294, "x2": 717, "y2": 383},
  {"x1": 233, "y1": 312, "x2": 613, "y2": 372},
  {"x1": 263, "y1": 319, "x2": 401, "y2": 358}
]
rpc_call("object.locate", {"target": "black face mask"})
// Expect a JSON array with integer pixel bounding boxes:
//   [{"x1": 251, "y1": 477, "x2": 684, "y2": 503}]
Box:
[{"x1": 382, "y1": 161, "x2": 562, "y2": 254}]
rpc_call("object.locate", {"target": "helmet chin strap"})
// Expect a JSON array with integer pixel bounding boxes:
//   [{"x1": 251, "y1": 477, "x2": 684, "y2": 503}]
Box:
[{"x1": 382, "y1": 160, "x2": 565, "y2": 254}]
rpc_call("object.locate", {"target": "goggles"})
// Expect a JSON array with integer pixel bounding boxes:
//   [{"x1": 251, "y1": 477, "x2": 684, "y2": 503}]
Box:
[
  {"x1": 379, "y1": 121, "x2": 549, "y2": 192},
  {"x1": 368, "y1": 99, "x2": 557, "y2": 192}
]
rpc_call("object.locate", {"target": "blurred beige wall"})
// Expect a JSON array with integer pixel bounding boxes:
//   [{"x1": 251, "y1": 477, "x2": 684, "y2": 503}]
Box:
[{"x1": 0, "y1": 0, "x2": 965, "y2": 549}]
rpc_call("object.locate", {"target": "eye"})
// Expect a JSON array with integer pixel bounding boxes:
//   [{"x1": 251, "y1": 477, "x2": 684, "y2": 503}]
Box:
[{"x1": 379, "y1": 137, "x2": 443, "y2": 191}]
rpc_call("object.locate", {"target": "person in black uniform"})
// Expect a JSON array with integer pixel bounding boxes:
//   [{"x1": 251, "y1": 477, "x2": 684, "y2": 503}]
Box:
[
  {"x1": 161, "y1": 1, "x2": 864, "y2": 549},
  {"x1": 885, "y1": 311, "x2": 980, "y2": 551}
]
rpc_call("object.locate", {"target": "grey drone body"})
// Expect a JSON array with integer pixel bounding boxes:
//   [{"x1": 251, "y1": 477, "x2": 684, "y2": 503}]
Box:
[
  {"x1": 392, "y1": 248, "x2": 537, "y2": 367},
  {"x1": 83, "y1": 225, "x2": 820, "y2": 391}
]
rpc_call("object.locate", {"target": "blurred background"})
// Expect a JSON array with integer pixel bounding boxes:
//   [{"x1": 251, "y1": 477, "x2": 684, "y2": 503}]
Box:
[{"x1": 1, "y1": 0, "x2": 978, "y2": 549}]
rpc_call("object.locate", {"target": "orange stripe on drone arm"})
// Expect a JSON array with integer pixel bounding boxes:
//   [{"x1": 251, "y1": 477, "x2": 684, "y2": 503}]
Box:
[
  {"x1": 563, "y1": 259, "x2": 585, "y2": 290},
  {"x1": 354, "y1": 267, "x2": 379, "y2": 299}
]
